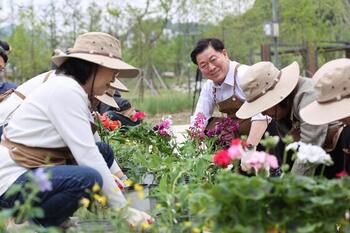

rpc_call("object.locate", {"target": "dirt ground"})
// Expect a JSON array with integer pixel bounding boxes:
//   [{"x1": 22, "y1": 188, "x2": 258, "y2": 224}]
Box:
[{"x1": 145, "y1": 110, "x2": 193, "y2": 125}]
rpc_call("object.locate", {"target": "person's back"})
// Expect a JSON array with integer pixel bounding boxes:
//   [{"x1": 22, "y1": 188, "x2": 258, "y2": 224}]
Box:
[{"x1": 0, "y1": 71, "x2": 53, "y2": 134}]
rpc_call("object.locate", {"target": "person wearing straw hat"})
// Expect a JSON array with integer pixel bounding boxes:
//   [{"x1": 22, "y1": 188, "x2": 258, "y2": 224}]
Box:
[
  {"x1": 300, "y1": 58, "x2": 350, "y2": 177},
  {"x1": 0, "y1": 69, "x2": 131, "y2": 185},
  {"x1": 190, "y1": 38, "x2": 271, "y2": 146},
  {"x1": 96, "y1": 79, "x2": 144, "y2": 127},
  {"x1": 0, "y1": 32, "x2": 152, "y2": 228},
  {"x1": 236, "y1": 61, "x2": 344, "y2": 176}
]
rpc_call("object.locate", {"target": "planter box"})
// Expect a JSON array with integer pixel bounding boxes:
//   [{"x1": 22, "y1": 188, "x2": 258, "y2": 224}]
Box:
[
  {"x1": 75, "y1": 219, "x2": 113, "y2": 233},
  {"x1": 124, "y1": 184, "x2": 157, "y2": 212}
]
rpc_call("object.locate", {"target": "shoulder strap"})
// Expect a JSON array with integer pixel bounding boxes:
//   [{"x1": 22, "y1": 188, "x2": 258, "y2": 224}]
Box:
[
  {"x1": 42, "y1": 70, "x2": 54, "y2": 83},
  {"x1": 233, "y1": 63, "x2": 241, "y2": 95},
  {"x1": 0, "y1": 89, "x2": 15, "y2": 102}
]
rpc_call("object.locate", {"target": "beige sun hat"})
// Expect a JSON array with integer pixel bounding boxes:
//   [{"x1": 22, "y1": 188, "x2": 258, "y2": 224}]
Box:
[
  {"x1": 52, "y1": 32, "x2": 139, "y2": 78},
  {"x1": 300, "y1": 58, "x2": 350, "y2": 125},
  {"x1": 236, "y1": 61, "x2": 300, "y2": 119},
  {"x1": 110, "y1": 78, "x2": 129, "y2": 92},
  {"x1": 95, "y1": 87, "x2": 119, "y2": 109}
]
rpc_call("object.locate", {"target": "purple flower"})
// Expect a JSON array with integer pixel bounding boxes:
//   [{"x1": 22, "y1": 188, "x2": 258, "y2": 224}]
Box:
[{"x1": 32, "y1": 168, "x2": 52, "y2": 192}]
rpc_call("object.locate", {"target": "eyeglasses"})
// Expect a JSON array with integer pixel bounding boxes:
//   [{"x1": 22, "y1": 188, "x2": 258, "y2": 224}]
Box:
[{"x1": 198, "y1": 55, "x2": 221, "y2": 71}]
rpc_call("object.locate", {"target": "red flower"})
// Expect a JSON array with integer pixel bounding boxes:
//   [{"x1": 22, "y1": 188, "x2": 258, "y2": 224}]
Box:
[
  {"x1": 132, "y1": 111, "x2": 146, "y2": 121},
  {"x1": 109, "y1": 120, "x2": 121, "y2": 130},
  {"x1": 336, "y1": 170, "x2": 349, "y2": 177},
  {"x1": 213, "y1": 150, "x2": 232, "y2": 168},
  {"x1": 102, "y1": 119, "x2": 110, "y2": 129}
]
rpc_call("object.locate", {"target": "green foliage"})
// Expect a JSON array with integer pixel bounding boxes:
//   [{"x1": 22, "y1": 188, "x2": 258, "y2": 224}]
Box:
[{"x1": 185, "y1": 172, "x2": 350, "y2": 233}]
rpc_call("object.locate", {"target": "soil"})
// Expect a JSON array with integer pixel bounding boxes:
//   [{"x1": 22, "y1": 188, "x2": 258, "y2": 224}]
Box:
[{"x1": 145, "y1": 110, "x2": 193, "y2": 125}]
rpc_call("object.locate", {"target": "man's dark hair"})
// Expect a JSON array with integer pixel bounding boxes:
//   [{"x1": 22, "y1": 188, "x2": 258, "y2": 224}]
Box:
[
  {"x1": 190, "y1": 38, "x2": 225, "y2": 65},
  {"x1": 0, "y1": 40, "x2": 10, "y2": 52},
  {"x1": 55, "y1": 58, "x2": 98, "y2": 85},
  {"x1": 0, "y1": 47, "x2": 8, "y2": 63}
]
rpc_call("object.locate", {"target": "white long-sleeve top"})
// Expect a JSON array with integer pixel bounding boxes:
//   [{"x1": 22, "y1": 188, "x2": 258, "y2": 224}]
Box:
[
  {"x1": 0, "y1": 74, "x2": 127, "y2": 209},
  {"x1": 191, "y1": 61, "x2": 270, "y2": 125}
]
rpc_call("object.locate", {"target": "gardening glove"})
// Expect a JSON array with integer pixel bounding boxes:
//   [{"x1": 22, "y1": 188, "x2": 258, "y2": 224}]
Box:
[
  {"x1": 113, "y1": 175, "x2": 130, "y2": 190},
  {"x1": 125, "y1": 207, "x2": 154, "y2": 227}
]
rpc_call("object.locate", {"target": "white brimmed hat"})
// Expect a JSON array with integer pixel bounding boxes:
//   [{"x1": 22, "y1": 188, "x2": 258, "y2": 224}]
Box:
[
  {"x1": 95, "y1": 87, "x2": 119, "y2": 109},
  {"x1": 236, "y1": 61, "x2": 300, "y2": 119},
  {"x1": 300, "y1": 58, "x2": 350, "y2": 125},
  {"x1": 52, "y1": 32, "x2": 139, "y2": 78},
  {"x1": 110, "y1": 78, "x2": 129, "y2": 92}
]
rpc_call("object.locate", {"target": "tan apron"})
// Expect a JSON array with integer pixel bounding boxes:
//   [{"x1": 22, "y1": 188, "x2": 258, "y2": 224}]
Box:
[
  {"x1": 286, "y1": 109, "x2": 343, "y2": 152},
  {"x1": 205, "y1": 63, "x2": 251, "y2": 137}
]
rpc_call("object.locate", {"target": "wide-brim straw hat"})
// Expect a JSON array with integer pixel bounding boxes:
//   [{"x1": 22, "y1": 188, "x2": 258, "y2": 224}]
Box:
[
  {"x1": 52, "y1": 32, "x2": 139, "y2": 78},
  {"x1": 95, "y1": 87, "x2": 119, "y2": 109},
  {"x1": 236, "y1": 61, "x2": 300, "y2": 119},
  {"x1": 110, "y1": 78, "x2": 129, "y2": 92},
  {"x1": 300, "y1": 58, "x2": 350, "y2": 125}
]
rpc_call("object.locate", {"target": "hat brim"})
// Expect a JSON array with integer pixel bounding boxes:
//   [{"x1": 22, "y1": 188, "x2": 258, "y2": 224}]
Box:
[
  {"x1": 300, "y1": 98, "x2": 350, "y2": 125},
  {"x1": 52, "y1": 53, "x2": 140, "y2": 78},
  {"x1": 95, "y1": 94, "x2": 119, "y2": 109},
  {"x1": 110, "y1": 78, "x2": 129, "y2": 92},
  {"x1": 236, "y1": 62, "x2": 300, "y2": 119}
]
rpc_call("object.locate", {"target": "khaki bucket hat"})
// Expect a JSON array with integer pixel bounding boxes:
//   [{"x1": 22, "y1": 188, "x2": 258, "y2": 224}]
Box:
[
  {"x1": 52, "y1": 32, "x2": 139, "y2": 78},
  {"x1": 300, "y1": 58, "x2": 350, "y2": 125},
  {"x1": 110, "y1": 78, "x2": 129, "y2": 92},
  {"x1": 95, "y1": 87, "x2": 119, "y2": 109},
  {"x1": 236, "y1": 61, "x2": 300, "y2": 119}
]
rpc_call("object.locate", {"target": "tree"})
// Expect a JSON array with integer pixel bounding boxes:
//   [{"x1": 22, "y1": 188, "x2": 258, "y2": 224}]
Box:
[
  {"x1": 87, "y1": 2, "x2": 102, "y2": 32},
  {"x1": 8, "y1": 4, "x2": 51, "y2": 81}
]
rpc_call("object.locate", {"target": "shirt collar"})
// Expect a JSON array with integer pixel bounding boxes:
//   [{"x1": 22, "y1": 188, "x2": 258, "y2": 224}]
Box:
[{"x1": 212, "y1": 61, "x2": 237, "y2": 88}]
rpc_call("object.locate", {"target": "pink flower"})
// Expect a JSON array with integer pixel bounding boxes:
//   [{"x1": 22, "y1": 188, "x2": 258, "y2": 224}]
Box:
[
  {"x1": 336, "y1": 170, "x2": 349, "y2": 177},
  {"x1": 267, "y1": 155, "x2": 279, "y2": 169},
  {"x1": 213, "y1": 150, "x2": 232, "y2": 168},
  {"x1": 244, "y1": 151, "x2": 279, "y2": 174},
  {"x1": 227, "y1": 139, "x2": 242, "y2": 160}
]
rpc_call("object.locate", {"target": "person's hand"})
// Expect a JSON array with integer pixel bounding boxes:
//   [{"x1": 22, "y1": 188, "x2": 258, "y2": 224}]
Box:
[{"x1": 125, "y1": 207, "x2": 154, "y2": 227}]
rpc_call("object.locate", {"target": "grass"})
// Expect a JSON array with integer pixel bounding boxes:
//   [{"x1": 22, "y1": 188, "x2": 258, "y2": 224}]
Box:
[{"x1": 127, "y1": 90, "x2": 193, "y2": 116}]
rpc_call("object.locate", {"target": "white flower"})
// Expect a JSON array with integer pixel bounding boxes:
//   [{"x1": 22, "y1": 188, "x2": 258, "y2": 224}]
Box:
[{"x1": 286, "y1": 141, "x2": 333, "y2": 165}]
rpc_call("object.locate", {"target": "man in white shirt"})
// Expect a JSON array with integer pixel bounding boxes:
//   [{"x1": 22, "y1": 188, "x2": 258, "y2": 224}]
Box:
[{"x1": 190, "y1": 38, "x2": 269, "y2": 146}]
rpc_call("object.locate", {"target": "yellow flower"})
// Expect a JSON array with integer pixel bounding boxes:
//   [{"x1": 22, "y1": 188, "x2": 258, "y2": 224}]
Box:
[
  {"x1": 175, "y1": 202, "x2": 181, "y2": 208},
  {"x1": 137, "y1": 191, "x2": 144, "y2": 200},
  {"x1": 184, "y1": 221, "x2": 192, "y2": 227},
  {"x1": 93, "y1": 194, "x2": 107, "y2": 206},
  {"x1": 124, "y1": 179, "x2": 133, "y2": 187},
  {"x1": 156, "y1": 204, "x2": 162, "y2": 209},
  {"x1": 80, "y1": 198, "x2": 90, "y2": 208},
  {"x1": 141, "y1": 222, "x2": 151, "y2": 230},
  {"x1": 192, "y1": 227, "x2": 201, "y2": 233},
  {"x1": 92, "y1": 183, "x2": 100, "y2": 193},
  {"x1": 134, "y1": 184, "x2": 144, "y2": 192}
]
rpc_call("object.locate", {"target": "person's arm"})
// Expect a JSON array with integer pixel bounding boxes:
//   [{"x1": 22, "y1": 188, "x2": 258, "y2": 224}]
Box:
[
  {"x1": 190, "y1": 81, "x2": 215, "y2": 126},
  {"x1": 46, "y1": 87, "x2": 127, "y2": 209},
  {"x1": 246, "y1": 113, "x2": 271, "y2": 145},
  {"x1": 247, "y1": 120, "x2": 269, "y2": 145}
]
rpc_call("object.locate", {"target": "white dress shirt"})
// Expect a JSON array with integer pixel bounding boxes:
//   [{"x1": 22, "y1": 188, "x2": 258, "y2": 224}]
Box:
[
  {"x1": 191, "y1": 61, "x2": 269, "y2": 125},
  {"x1": 0, "y1": 74, "x2": 126, "y2": 209}
]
